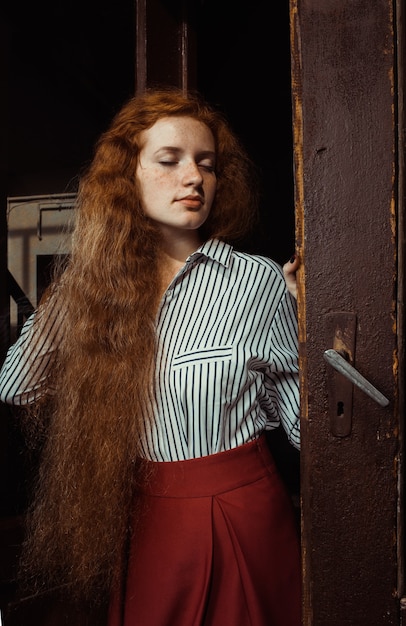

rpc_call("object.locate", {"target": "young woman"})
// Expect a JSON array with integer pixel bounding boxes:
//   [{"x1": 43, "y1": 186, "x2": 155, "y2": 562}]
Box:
[{"x1": 0, "y1": 87, "x2": 301, "y2": 625}]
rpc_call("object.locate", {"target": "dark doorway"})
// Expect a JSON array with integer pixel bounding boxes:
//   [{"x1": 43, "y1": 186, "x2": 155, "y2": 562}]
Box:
[
  {"x1": 195, "y1": 0, "x2": 294, "y2": 263},
  {"x1": 0, "y1": 1, "x2": 296, "y2": 622}
]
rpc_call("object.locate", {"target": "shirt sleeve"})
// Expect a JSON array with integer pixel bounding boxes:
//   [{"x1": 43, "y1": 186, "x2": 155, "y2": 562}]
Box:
[
  {"x1": 0, "y1": 300, "x2": 64, "y2": 406},
  {"x1": 267, "y1": 287, "x2": 301, "y2": 451}
]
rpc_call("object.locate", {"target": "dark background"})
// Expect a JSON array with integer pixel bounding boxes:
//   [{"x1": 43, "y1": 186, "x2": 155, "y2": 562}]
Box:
[{"x1": 3, "y1": 0, "x2": 294, "y2": 258}]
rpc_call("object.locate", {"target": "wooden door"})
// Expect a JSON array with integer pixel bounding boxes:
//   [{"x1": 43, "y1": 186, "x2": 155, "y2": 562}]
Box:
[{"x1": 290, "y1": 0, "x2": 404, "y2": 623}]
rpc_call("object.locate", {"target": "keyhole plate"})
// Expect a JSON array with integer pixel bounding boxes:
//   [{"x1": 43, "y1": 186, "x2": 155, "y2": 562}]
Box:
[{"x1": 324, "y1": 312, "x2": 357, "y2": 437}]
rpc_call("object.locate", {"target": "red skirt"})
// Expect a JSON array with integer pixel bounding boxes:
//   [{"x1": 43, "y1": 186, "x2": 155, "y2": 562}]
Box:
[{"x1": 108, "y1": 434, "x2": 301, "y2": 626}]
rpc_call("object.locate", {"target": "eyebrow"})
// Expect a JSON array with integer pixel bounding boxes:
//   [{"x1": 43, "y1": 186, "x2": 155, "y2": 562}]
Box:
[{"x1": 154, "y1": 147, "x2": 216, "y2": 160}]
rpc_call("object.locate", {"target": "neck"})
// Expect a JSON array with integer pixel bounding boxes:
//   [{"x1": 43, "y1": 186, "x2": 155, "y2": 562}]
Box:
[
  {"x1": 155, "y1": 233, "x2": 202, "y2": 299},
  {"x1": 159, "y1": 231, "x2": 202, "y2": 266}
]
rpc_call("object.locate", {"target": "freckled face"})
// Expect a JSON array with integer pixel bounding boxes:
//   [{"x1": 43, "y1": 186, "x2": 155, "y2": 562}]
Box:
[{"x1": 136, "y1": 116, "x2": 217, "y2": 240}]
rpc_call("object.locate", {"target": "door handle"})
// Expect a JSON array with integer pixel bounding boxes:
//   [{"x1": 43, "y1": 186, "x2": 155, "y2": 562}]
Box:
[{"x1": 323, "y1": 349, "x2": 389, "y2": 407}]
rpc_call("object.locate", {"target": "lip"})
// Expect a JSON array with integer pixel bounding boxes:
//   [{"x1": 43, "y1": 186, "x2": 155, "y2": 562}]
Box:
[{"x1": 177, "y1": 195, "x2": 204, "y2": 209}]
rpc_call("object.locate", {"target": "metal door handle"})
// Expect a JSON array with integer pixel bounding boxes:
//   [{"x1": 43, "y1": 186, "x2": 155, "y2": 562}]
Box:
[{"x1": 323, "y1": 349, "x2": 389, "y2": 407}]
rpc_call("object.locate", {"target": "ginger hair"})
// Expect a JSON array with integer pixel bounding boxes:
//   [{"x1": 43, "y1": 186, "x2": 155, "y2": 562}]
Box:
[{"x1": 19, "y1": 87, "x2": 259, "y2": 602}]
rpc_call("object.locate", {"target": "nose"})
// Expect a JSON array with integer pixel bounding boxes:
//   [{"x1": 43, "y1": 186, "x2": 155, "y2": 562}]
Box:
[{"x1": 182, "y1": 160, "x2": 203, "y2": 186}]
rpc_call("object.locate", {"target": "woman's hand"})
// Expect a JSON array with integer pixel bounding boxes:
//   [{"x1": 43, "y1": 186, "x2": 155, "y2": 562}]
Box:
[{"x1": 283, "y1": 255, "x2": 300, "y2": 299}]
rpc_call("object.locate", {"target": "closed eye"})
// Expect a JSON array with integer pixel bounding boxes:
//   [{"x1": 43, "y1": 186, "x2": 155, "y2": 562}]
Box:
[{"x1": 199, "y1": 163, "x2": 215, "y2": 173}]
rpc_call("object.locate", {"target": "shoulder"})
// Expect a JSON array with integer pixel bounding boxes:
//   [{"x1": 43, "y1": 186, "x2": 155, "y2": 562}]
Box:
[
  {"x1": 203, "y1": 240, "x2": 285, "y2": 287},
  {"x1": 227, "y1": 250, "x2": 289, "y2": 306},
  {"x1": 231, "y1": 250, "x2": 284, "y2": 279}
]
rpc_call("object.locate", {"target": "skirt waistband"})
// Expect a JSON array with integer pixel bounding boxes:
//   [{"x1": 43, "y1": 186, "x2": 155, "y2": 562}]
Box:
[{"x1": 137, "y1": 434, "x2": 276, "y2": 498}]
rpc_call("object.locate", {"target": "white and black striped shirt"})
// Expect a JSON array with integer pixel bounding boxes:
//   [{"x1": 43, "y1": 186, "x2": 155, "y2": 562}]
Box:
[{"x1": 0, "y1": 239, "x2": 300, "y2": 460}]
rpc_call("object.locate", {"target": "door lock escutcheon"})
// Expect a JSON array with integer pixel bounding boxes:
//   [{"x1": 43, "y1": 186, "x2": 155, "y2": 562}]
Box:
[
  {"x1": 324, "y1": 312, "x2": 356, "y2": 437},
  {"x1": 324, "y1": 312, "x2": 389, "y2": 438}
]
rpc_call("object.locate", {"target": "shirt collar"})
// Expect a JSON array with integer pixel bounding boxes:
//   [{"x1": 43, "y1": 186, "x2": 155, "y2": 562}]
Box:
[{"x1": 187, "y1": 239, "x2": 233, "y2": 268}]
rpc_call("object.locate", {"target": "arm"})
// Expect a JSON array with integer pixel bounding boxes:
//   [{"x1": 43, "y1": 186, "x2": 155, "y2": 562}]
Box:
[
  {"x1": 267, "y1": 288, "x2": 300, "y2": 450},
  {"x1": 0, "y1": 296, "x2": 65, "y2": 405}
]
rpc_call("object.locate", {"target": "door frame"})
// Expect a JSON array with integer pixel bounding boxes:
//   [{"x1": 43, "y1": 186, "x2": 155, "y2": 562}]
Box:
[{"x1": 290, "y1": 0, "x2": 404, "y2": 623}]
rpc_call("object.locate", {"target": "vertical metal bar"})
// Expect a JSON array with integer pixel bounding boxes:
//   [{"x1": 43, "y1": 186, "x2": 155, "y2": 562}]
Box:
[
  {"x1": 135, "y1": 0, "x2": 147, "y2": 94},
  {"x1": 180, "y1": 16, "x2": 188, "y2": 94}
]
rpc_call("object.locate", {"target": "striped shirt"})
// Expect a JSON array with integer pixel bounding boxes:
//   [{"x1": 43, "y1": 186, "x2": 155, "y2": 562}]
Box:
[{"x1": 0, "y1": 239, "x2": 300, "y2": 460}]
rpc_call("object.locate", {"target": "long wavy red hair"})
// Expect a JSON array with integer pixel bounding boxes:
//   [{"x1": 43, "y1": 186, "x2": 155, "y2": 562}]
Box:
[{"x1": 19, "y1": 87, "x2": 259, "y2": 602}]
